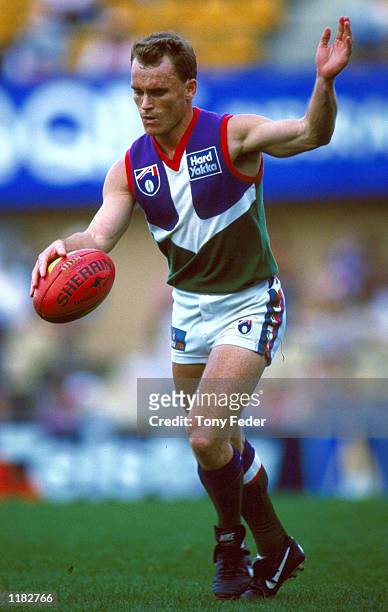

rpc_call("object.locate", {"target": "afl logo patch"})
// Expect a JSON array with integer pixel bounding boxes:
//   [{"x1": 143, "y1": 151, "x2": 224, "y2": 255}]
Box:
[
  {"x1": 238, "y1": 319, "x2": 252, "y2": 335},
  {"x1": 134, "y1": 164, "x2": 161, "y2": 196}
]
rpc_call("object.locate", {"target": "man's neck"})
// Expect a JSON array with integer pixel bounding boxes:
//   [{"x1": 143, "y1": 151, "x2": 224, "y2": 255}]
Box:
[{"x1": 154, "y1": 107, "x2": 194, "y2": 160}]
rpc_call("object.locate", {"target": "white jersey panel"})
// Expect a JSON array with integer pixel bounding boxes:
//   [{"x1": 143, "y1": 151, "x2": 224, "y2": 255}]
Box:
[{"x1": 149, "y1": 155, "x2": 257, "y2": 254}]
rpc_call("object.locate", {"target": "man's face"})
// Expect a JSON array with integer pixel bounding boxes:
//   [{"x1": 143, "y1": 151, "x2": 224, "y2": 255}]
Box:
[{"x1": 131, "y1": 55, "x2": 196, "y2": 137}]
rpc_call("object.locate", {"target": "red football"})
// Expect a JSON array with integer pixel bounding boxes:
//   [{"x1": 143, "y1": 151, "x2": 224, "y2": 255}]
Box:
[{"x1": 33, "y1": 249, "x2": 115, "y2": 323}]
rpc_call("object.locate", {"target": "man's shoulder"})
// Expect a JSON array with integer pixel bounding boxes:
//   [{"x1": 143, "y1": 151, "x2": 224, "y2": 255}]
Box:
[
  {"x1": 133, "y1": 130, "x2": 150, "y2": 143},
  {"x1": 105, "y1": 158, "x2": 129, "y2": 189},
  {"x1": 197, "y1": 107, "x2": 229, "y2": 122},
  {"x1": 128, "y1": 131, "x2": 153, "y2": 156}
]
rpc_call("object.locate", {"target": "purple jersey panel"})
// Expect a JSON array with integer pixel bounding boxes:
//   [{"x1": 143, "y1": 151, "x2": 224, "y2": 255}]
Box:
[
  {"x1": 187, "y1": 110, "x2": 252, "y2": 220},
  {"x1": 129, "y1": 136, "x2": 178, "y2": 231}
]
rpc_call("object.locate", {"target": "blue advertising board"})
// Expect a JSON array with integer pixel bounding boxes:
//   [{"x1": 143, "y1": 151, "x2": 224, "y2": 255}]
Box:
[{"x1": 0, "y1": 66, "x2": 387, "y2": 210}]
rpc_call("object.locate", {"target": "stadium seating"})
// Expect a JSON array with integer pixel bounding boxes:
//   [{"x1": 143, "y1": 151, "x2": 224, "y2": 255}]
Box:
[
  {"x1": 0, "y1": 0, "x2": 285, "y2": 68},
  {"x1": 115, "y1": 0, "x2": 285, "y2": 66},
  {"x1": 0, "y1": 0, "x2": 31, "y2": 46}
]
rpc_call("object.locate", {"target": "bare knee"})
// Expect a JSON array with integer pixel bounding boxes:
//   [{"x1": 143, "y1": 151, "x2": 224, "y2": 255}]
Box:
[
  {"x1": 189, "y1": 433, "x2": 231, "y2": 469},
  {"x1": 189, "y1": 434, "x2": 215, "y2": 461}
]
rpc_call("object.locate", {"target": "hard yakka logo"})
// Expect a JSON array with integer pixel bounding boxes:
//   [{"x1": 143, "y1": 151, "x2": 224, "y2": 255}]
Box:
[
  {"x1": 56, "y1": 258, "x2": 113, "y2": 307},
  {"x1": 186, "y1": 146, "x2": 222, "y2": 181}
]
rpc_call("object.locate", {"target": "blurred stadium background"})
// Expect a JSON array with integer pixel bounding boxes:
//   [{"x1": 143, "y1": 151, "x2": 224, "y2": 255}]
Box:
[{"x1": 0, "y1": 0, "x2": 387, "y2": 506}]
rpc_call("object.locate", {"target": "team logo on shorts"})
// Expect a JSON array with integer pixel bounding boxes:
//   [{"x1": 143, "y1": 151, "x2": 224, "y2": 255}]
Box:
[
  {"x1": 186, "y1": 146, "x2": 222, "y2": 181},
  {"x1": 238, "y1": 319, "x2": 252, "y2": 335},
  {"x1": 134, "y1": 164, "x2": 161, "y2": 196},
  {"x1": 171, "y1": 327, "x2": 187, "y2": 351}
]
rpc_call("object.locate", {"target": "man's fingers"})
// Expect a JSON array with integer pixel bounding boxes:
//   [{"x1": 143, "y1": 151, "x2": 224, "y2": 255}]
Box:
[
  {"x1": 56, "y1": 242, "x2": 67, "y2": 256},
  {"x1": 31, "y1": 241, "x2": 67, "y2": 298},
  {"x1": 39, "y1": 242, "x2": 67, "y2": 276},
  {"x1": 344, "y1": 18, "x2": 352, "y2": 43},
  {"x1": 30, "y1": 264, "x2": 39, "y2": 297},
  {"x1": 336, "y1": 16, "x2": 345, "y2": 40},
  {"x1": 342, "y1": 17, "x2": 353, "y2": 57},
  {"x1": 39, "y1": 254, "x2": 48, "y2": 278},
  {"x1": 320, "y1": 27, "x2": 331, "y2": 47}
]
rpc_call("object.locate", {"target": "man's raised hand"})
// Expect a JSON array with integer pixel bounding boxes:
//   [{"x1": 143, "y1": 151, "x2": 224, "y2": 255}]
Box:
[{"x1": 316, "y1": 16, "x2": 353, "y2": 81}]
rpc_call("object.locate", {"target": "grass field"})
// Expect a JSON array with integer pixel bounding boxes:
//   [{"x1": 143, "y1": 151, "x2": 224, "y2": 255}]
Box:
[{"x1": 0, "y1": 495, "x2": 387, "y2": 611}]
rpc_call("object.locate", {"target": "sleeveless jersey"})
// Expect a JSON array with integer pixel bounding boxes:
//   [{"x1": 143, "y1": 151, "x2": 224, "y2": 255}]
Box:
[{"x1": 125, "y1": 107, "x2": 278, "y2": 294}]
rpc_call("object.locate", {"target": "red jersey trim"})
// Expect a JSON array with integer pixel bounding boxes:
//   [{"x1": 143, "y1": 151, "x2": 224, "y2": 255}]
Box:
[
  {"x1": 124, "y1": 149, "x2": 135, "y2": 196},
  {"x1": 221, "y1": 114, "x2": 264, "y2": 184},
  {"x1": 152, "y1": 107, "x2": 200, "y2": 171}
]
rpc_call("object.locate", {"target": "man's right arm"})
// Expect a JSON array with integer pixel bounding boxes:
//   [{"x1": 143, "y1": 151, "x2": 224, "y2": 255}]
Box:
[
  {"x1": 227, "y1": 17, "x2": 352, "y2": 161},
  {"x1": 30, "y1": 159, "x2": 135, "y2": 296}
]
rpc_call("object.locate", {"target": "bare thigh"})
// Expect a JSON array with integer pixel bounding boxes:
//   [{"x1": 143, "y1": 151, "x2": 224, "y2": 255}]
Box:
[
  {"x1": 172, "y1": 362, "x2": 206, "y2": 404},
  {"x1": 173, "y1": 346, "x2": 265, "y2": 452}
]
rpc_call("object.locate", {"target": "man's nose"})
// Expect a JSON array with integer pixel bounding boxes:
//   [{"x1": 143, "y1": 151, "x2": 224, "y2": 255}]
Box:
[{"x1": 141, "y1": 94, "x2": 153, "y2": 110}]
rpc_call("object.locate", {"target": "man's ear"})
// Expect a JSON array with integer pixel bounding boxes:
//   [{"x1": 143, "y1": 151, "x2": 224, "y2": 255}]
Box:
[{"x1": 185, "y1": 79, "x2": 197, "y2": 101}]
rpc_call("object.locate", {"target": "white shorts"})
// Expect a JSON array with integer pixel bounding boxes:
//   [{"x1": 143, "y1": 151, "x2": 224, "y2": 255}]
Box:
[{"x1": 171, "y1": 276, "x2": 286, "y2": 366}]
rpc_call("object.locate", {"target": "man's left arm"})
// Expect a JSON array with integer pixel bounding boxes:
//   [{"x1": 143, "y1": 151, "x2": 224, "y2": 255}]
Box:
[{"x1": 228, "y1": 16, "x2": 353, "y2": 159}]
